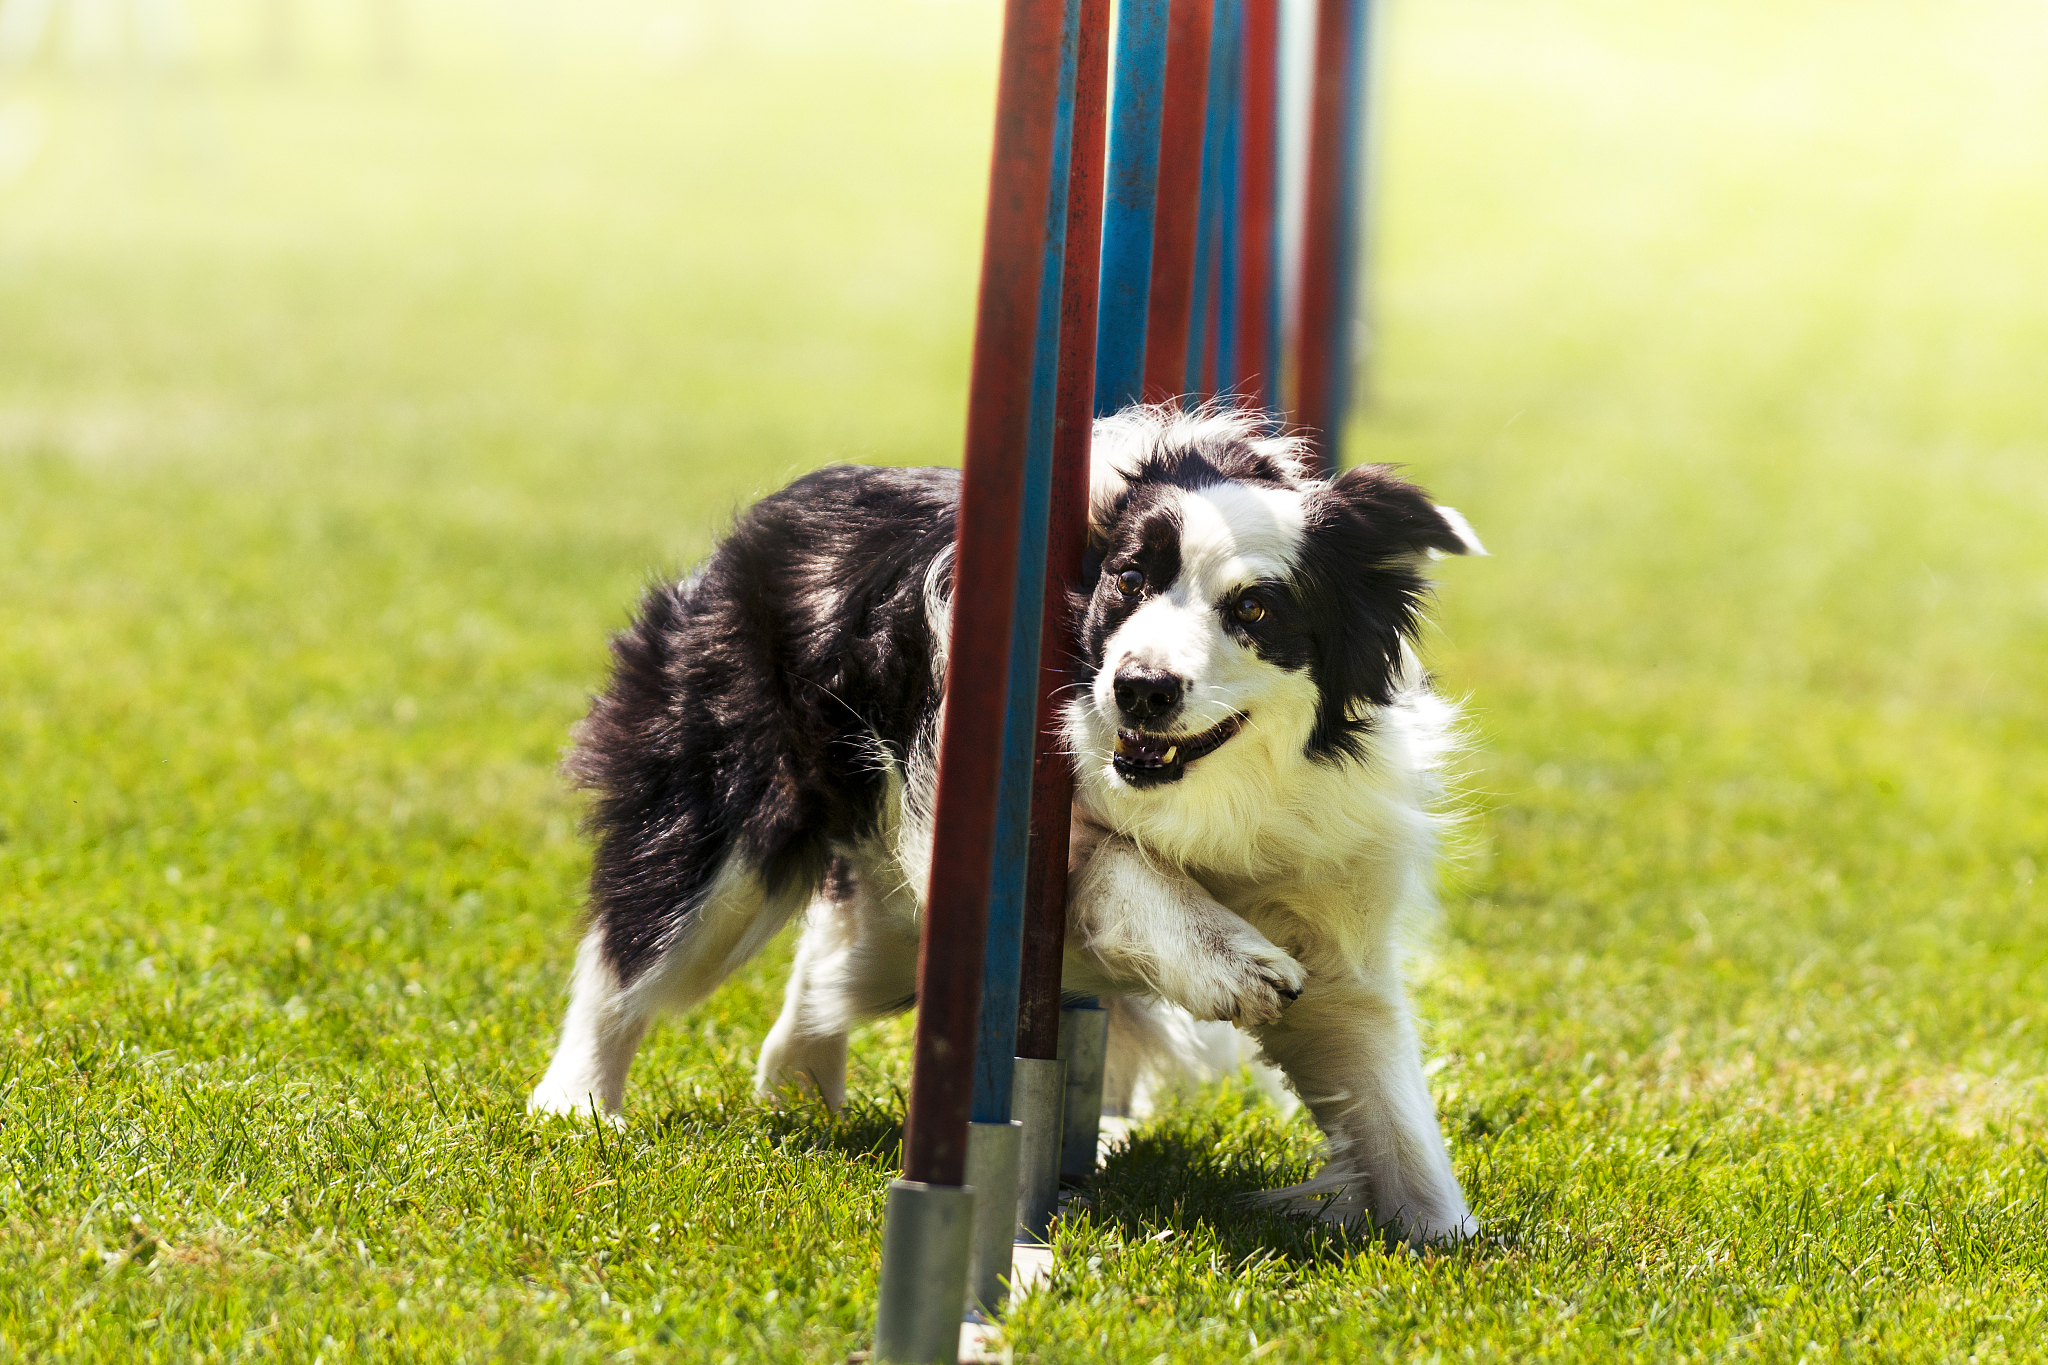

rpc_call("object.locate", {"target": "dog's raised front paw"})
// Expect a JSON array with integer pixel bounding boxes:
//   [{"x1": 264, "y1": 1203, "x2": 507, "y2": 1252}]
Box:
[{"x1": 1167, "y1": 930, "x2": 1306, "y2": 1026}]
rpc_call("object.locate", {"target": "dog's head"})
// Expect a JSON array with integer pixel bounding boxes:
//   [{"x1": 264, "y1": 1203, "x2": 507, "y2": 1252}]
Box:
[{"x1": 1064, "y1": 405, "x2": 1482, "y2": 839}]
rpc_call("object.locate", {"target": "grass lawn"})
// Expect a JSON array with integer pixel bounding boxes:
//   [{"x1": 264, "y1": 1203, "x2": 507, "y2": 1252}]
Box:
[{"x1": 4, "y1": 0, "x2": 2047, "y2": 1360}]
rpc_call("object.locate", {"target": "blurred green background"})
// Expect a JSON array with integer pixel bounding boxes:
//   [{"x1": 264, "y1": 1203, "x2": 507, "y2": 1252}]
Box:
[{"x1": 2, "y1": 1, "x2": 2045, "y2": 1360}]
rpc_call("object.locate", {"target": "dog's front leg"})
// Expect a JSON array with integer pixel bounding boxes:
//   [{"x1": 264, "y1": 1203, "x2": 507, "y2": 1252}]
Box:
[
  {"x1": 1066, "y1": 835, "x2": 1306, "y2": 1026},
  {"x1": 1253, "y1": 985, "x2": 1474, "y2": 1246}
]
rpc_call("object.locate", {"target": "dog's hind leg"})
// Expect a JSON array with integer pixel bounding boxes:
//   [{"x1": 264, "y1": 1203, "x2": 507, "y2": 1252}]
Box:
[
  {"x1": 528, "y1": 931, "x2": 650, "y2": 1120},
  {"x1": 530, "y1": 853, "x2": 808, "y2": 1118},
  {"x1": 754, "y1": 852, "x2": 919, "y2": 1110},
  {"x1": 754, "y1": 866, "x2": 859, "y2": 1110}
]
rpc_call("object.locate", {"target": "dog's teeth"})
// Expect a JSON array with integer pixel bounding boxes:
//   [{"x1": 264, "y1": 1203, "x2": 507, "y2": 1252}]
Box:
[{"x1": 1163, "y1": 747, "x2": 1176, "y2": 762}]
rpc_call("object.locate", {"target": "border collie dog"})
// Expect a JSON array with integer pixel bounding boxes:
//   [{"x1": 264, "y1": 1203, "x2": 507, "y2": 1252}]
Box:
[{"x1": 530, "y1": 404, "x2": 1484, "y2": 1244}]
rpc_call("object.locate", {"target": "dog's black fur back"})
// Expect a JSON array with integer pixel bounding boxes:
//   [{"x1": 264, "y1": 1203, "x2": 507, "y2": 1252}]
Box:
[{"x1": 568, "y1": 464, "x2": 959, "y2": 984}]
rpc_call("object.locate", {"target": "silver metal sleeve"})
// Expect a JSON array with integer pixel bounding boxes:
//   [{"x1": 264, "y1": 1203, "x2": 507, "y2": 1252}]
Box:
[
  {"x1": 1009, "y1": 1057, "x2": 1066, "y2": 1241},
  {"x1": 964, "y1": 1119, "x2": 1025, "y2": 1313},
  {"x1": 1057, "y1": 1002, "x2": 1110, "y2": 1180},
  {"x1": 874, "y1": 1179, "x2": 976, "y2": 1363}
]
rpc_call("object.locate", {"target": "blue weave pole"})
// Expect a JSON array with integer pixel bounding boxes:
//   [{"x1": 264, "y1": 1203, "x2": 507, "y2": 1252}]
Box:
[
  {"x1": 1186, "y1": 0, "x2": 1243, "y2": 397},
  {"x1": 1327, "y1": 0, "x2": 1371, "y2": 451},
  {"x1": 1258, "y1": 51, "x2": 1282, "y2": 411},
  {"x1": 1092, "y1": 0, "x2": 1171, "y2": 416},
  {"x1": 1212, "y1": 0, "x2": 1244, "y2": 397},
  {"x1": 972, "y1": 0, "x2": 1083, "y2": 1127}
]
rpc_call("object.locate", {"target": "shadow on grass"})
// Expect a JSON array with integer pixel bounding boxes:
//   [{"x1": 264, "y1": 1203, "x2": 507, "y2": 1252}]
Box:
[
  {"x1": 650, "y1": 1079, "x2": 907, "y2": 1170},
  {"x1": 648, "y1": 1074, "x2": 1493, "y2": 1267},
  {"x1": 1081, "y1": 1099, "x2": 1481, "y2": 1269},
  {"x1": 760, "y1": 1091, "x2": 906, "y2": 1166}
]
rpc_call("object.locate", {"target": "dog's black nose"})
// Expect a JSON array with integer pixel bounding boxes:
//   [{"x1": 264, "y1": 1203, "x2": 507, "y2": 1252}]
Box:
[{"x1": 1113, "y1": 667, "x2": 1183, "y2": 726}]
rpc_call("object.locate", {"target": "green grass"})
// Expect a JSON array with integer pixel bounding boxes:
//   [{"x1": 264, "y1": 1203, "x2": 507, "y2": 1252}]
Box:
[{"x1": 3, "y1": 0, "x2": 2046, "y2": 1359}]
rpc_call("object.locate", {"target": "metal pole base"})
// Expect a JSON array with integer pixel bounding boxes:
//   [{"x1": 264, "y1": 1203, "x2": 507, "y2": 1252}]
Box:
[
  {"x1": 1010, "y1": 1057, "x2": 1065, "y2": 1240},
  {"x1": 964, "y1": 1120, "x2": 1024, "y2": 1313},
  {"x1": 874, "y1": 1179, "x2": 976, "y2": 1363},
  {"x1": 1057, "y1": 1000, "x2": 1110, "y2": 1181}
]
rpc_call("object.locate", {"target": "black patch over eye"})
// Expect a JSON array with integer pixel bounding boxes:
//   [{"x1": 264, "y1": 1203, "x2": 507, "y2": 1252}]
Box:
[
  {"x1": 1075, "y1": 495, "x2": 1180, "y2": 696},
  {"x1": 1232, "y1": 594, "x2": 1265, "y2": 623}
]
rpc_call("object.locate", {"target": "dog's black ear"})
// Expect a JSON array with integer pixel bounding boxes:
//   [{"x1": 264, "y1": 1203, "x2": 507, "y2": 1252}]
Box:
[
  {"x1": 1323, "y1": 464, "x2": 1486, "y2": 559},
  {"x1": 1291, "y1": 464, "x2": 1481, "y2": 758}
]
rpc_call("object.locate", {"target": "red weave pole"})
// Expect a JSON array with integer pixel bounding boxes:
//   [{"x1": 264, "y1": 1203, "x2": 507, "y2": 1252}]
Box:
[
  {"x1": 1234, "y1": 0, "x2": 1279, "y2": 407},
  {"x1": 1017, "y1": 0, "x2": 1110, "y2": 1064},
  {"x1": 902, "y1": 0, "x2": 1066, "y2": 1189},
  {"x1": 1139, "y1": 0, "x2": 1213, "y2": 404},
  {"x1": 1293, "y1": 0, "x2": 1351, "y2": 470}
]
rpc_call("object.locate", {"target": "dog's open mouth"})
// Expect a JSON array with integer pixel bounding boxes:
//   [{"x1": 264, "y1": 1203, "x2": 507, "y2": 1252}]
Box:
[{"x1": 1112, "y1": 713, "x2": 1247, "y2": 788}]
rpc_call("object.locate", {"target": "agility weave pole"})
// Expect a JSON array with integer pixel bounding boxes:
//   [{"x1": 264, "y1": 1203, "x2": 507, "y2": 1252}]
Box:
[
  {"x1": 1188, "y1": 0, "x2": 1243, "y2": 397},
  {"x1": 1293, "y1": 0, "x2": 1371, "y2": 472},
  {"x1": 963, "y1": 0, "x2": 1085, "y2": 1318},
  {"x1": 1092, "y1": 0, "x2": 1168, "y2": 415},
  {"x1": 1139, "y1": 0, "x2": 1214, "y2": 403},
  {"x1": 1013, "y1": 0, "x2": 1111, "y2": 1242},
  {"x1": 1234, "y1": 0, "x2": 1281, "y2": 407},
  {"x1": 871, "y1": 0, "x2": 1067, "y2": 1357}
]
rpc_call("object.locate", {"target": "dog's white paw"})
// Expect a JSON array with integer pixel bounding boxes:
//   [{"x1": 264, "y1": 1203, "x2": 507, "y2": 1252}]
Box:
[
  {"x1": 1167, "y1": 930, "x2": 1306, "y2": 1026},
  {"x1": 1263, "y1": 1175, "x2": 1476, "y2": 1248},
  {"x1": 527, "y1": 1082, "x2": 624, "y2": 1126},
  {"x1": 1342, "y1": 1200, "x2": 1477, "y2": 1249},
  {"x1": 752, "y1": 1029, "x2": 850, "y2": 1111},
  {"x1": 1402, "y1": 1207, "x2": 1480, "y2": 1247}
]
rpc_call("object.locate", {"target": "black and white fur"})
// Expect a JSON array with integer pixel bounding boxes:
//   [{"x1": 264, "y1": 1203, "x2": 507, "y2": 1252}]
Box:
[{"x1": 530, "y1": 404, "x2": 1485, "y2": 1244}]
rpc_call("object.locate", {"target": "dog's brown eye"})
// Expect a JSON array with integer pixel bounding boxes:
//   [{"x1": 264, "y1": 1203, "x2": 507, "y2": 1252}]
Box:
[
  {"x1": 1233, "y1": 595, "x2": 1265, "y2": 623},
  {"x1": 1117, "y1": 569, "x2": 1145, "y2": 597}
]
